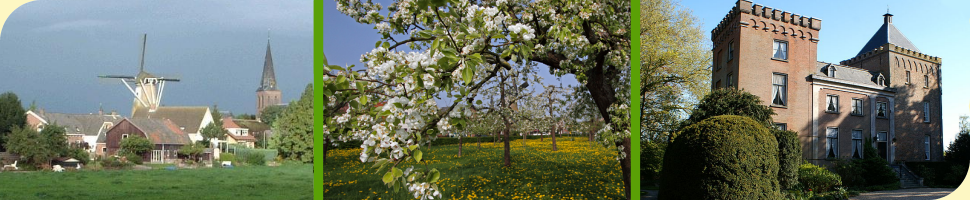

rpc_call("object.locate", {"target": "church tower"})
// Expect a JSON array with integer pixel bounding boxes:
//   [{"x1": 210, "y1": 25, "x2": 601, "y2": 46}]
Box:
[{"x1": 256, "y1": 34, "x2": 282, "y2": 121}]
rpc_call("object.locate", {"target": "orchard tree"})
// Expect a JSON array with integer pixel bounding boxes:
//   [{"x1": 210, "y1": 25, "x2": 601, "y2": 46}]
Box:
[{"x1": 327, "y1": 0, "x2": 631, "y2": 198}]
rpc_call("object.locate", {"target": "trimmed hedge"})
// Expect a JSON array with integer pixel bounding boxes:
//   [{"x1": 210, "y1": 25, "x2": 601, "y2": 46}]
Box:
[
  {"x1": 798, "y1": 162, "x2": 842, "y2": 193},
  {"x1": 774, "y1": 129, "x2": 802, "y2": 190},
  {"x1": 659, "y1": 115, "x2": 781, "y2": 199}
]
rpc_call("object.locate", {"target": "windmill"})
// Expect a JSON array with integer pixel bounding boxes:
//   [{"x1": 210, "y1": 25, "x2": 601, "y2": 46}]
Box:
[{"x1": 99, "y1": 34, "x2": 181, "y2": 115}]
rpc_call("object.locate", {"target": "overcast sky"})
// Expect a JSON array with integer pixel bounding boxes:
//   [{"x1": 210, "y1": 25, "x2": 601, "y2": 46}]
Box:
[
  {"x1": 680, "y1": 0, "x2": 970, "y2": 149},
  {"x1": 0, "y1": 0, "x2": 313, "y2": 116}
]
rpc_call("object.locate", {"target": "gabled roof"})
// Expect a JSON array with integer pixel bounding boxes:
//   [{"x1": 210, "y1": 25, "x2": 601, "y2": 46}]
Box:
[
  {"x1": 124, "y1": 118, "x2": 191, "y2": 145},
  {"x1": 857, "y1": 13, "x2": 920, "y2": 56},
  {"x1": 223, "y1": 117, "x2": 242, "y2": 129},
  {"x1": 132, "y1": 106, "x2": 210, "y2": 133},
  {"x1": 32, "y1": 111, "x2": 123, "y2": 136},
  {"x1": 234, "y1": 119, "x2": 270, "y2": 133},
  {"x1": 814, "y1": 62, "x2": 892, "y2": 91}
]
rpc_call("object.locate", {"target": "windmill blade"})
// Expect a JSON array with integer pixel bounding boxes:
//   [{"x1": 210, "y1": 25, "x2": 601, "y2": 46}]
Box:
[
  {"x1": 139, "y1": 34, "x2": 147, "y2": 72},
  {"x1": 98, "y1": 75, "x2": 136, "y2": 79},
  {"x1": 154, "y1": 73, "x2": 182, "y2": 82}
]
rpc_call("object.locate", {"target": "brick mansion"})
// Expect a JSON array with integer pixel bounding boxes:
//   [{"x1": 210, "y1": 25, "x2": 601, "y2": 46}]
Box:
[{"x1": 710, "y1": 0, "x2": 943, "y2": 165}]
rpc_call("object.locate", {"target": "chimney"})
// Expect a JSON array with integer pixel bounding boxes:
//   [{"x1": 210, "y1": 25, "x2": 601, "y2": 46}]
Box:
[{"x1": 884, "y1": 13, "x2": 893, "y2": 24}]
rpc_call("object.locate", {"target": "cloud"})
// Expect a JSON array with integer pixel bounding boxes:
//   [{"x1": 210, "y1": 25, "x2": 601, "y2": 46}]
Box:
[{"x1": 33, "y1": 19, "x2": 110, "y2": 32}]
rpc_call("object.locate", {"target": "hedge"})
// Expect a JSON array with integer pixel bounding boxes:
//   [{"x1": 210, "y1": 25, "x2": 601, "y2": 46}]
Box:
[
  {"x1": 659, "y1": 115, "x2": 781, "y2": 199},
  {"x1": 774, "y1": 129, "x2": 802, "y2": 190}
]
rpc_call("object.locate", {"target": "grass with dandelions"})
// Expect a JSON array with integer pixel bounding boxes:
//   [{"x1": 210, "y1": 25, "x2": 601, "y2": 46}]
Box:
[{"x1": 323, "y1": 136, "x2": 624, "y2": 199}]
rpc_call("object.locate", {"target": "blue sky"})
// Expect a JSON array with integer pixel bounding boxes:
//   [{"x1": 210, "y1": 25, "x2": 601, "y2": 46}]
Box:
[
  {"x1": 323, "y1": 0, "x2": 581, "y2": 107},
  {"x1": 679, "y1": 0, "x2": 970, "y2": 149},
  {"x1": 0, "y1": 0, "x2": 313, "y2": 116}
]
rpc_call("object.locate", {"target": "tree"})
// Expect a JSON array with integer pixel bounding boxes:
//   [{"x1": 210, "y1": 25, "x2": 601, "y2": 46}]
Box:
[
  {"x1": 274, "y1": 84, "x2": 313, "y2": 163},
  {"x1": 40, "y1": 123, "x2": 69, "y2": 157},
  {"x1": 5, "y1": 125, "x2": 53, "y2": 168},
  {"x1": 0, "y1": 92, "x2": 26, "y2": 151},
  {"x1": 178, "y1": 142, "x2": 205, "y2": 163},
  {"x1": 329, "y1": 0, "x2": 632, "y2": 197},
  {"x1": 682, "y1": 89, "x2": 776, "y2": 131},
  {"x1": 119, "y1": 136, "x2": 153, "y2": 156},
  {"x1": 946, "y1": 115, "x2": 970, "y2": 166},
  {"x1": 259, "y1": 105, "x2": 287, "y2": 125}
]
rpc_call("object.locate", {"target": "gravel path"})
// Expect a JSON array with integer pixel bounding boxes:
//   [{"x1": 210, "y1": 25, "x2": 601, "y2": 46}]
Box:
[{"x1": 850, "y1": 188, "x2": 955, "y2": 200}]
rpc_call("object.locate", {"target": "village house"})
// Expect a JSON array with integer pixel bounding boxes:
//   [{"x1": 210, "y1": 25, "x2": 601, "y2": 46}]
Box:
[
  {"x1": 221, "y1": 117, "x2": 256, "y2": 148},
  {"x1": 103, "y1": 118, "x2": 190, "y2": 163},
  {"x1": 24, "y1": 109, "x2": 123, "y2": 152},
  {"x1": 132, "y1": 106, "x2": 214, "y2": 143},
  {"x1": 711, "y1": 0, "x2": 943, "y2": 167}
]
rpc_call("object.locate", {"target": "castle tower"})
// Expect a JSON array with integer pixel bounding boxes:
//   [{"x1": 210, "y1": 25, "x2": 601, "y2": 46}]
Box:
[
  {"x1": 256, "y1": 35, "x2": 282, "y2": 121},
  {"x1": 710, "y1": 0, "x2": 822, "y2": 155},
  {"x1": 840, "y1": 13, "x2": 943, "y2": 162}
]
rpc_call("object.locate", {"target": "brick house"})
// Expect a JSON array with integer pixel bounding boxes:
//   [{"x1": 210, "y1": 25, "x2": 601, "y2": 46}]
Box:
[
  {"x1": 103, "y1": 118, "x2": 190, "y2": 163},
  {"x1": 711, "y1": 0, "x2": 943, "y2": 165}
]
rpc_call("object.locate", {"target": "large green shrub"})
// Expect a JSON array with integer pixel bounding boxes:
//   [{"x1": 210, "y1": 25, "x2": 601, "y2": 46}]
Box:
[
  {"x1": 832, "y1": 138, "x2": 898, "y2": 190},
  {"x1": 124, "y1": 153, "x2": 143, "y2": 165},
  {"x1": 219, "y1": 153, "x2": 236, "y2": 162},
  {"x1": 774, "y1": 129, "x2": 802, "y2": 190},
  {"x1": 798, "y1": 162, "x2": 842, "y2": 193},
  {"x1": 659, "y1": 115, "x2": 781, "y2": 199}
]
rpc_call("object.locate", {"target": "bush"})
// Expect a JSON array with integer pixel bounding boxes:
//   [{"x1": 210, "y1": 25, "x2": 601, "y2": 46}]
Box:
[
  {"x1": 798, "y1": 162, "x2": 842, "y2": 193},
  {"x1": 220, "y1": 153, "x2": 236, "y2": 162},
  {"x1": 833, "y1": 138, "x2": 898, "y2": 189},
  {"x1": 240, "y1": 151, "x2": 266, "y2": 166},
  {"x1": 775, "y1": 129, "x2": 802, "y2": 190},
  {"x1": 907, "y1": 162, "x2": 968, "y2": 187},
  {"x1": 659, "y1": 115, "x2": 781, "y2": 199},
  {"x1": 681, "y1": 89, "x2": 776, "y2": 130},
  {"x1": 124, "y1": 153, "x2": 143, "y2": 165},
  {"x1": 99, "y1": 156, "x2": 132, "y2": 169},
  {"x1": 120, "y1": 137, "x2": 153, "y2": 155},
  {"x1": 67, "y1": 147, "x2": 91, "y2": 164}
]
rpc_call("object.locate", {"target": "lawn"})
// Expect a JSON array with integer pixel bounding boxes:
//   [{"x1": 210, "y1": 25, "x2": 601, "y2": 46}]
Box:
[
  {"x1": 323, "y1": 136, "x2": 625, "y2": 199},
  {"x1": 0, "y1": 164, "x2": 312, "y2": 200}
]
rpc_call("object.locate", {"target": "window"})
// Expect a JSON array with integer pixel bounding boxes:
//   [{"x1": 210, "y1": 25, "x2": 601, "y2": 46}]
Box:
[
  {"x1": 716, "y1": 50, "x2": 724, "y2": 71},
  {"x1": 852, "y1": 130, "x2": 863, "y2": 159},
  {"x1": 925, "y1": 135, "x2": 931, "y2": 160},
  {"x1": 924, "y1": 75, "x2": 929, "y2": 88},
  {"x1": 122, "y1": 134, "x2": 129, "y2": 139},
  {"x1": 772, "y1": 73, "x2": 788, "y2": 106},
  {"x1": 727, "y1": 73, "x2": 734, "y2": 88},
  {"x1": 827, "y1": 127, "x2": 839, "y2": 158},
  {"x1": 828, "y1": 66, "x2": 837, "y2": 77},
  {"x1": 906, "y1": 71, "x2": 911, "y2": 84},
  {"x1": 715, "y1": 80, "x2": 722, "y2": 88},
  {"x1": 102, "y1": 147, "x2": 107, "y2": 153},
  {"x1": 728, "y1": 41, "x2": 735, "y2": 61},
  {"x1": 876, "y1": 101, "x2": 888, "y2": 118},
  {"x1": 775, "y1": 123, "x2": 787, "y2": 131},
  {"x1": 877, "y1": 74, "x2": 886, "y2": 86},
  {"x1": 826, "y1": 95, "x2": 839, "y2": 113},
  {"x1": 923, "y1": 102, "x2": 930, "y2": 123},
  {"x1": 772, "y1": 40, "x2": 788, "y2": 60},
  {"x1": 851, "y1": 98, "x2": 864, "y2": 116}
]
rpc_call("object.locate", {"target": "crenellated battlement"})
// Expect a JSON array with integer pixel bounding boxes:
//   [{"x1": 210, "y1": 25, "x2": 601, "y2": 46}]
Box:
[
  {"x1": 712, "y1": 0, "x2": 822, "y2": 43},
  {"x1": 840, "y1": 43, "x2": 942, "y2": 65}
]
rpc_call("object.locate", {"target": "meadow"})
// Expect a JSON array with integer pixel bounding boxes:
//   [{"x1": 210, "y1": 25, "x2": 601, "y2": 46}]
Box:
[
  {"x1": 323, "y1": 136, "x2": 625, "y2": 199},
  {"x1": 0, "y1": 164, "x2": 312, "y2": 200}
]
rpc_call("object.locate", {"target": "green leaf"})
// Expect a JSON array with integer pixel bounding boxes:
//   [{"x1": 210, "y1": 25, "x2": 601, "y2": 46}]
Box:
[
  {"x1": 476, "y1": 100, "x2": 482, "y2": 105},
  {"x1": 392, "y1": 167, "x2": 404, "y2": 178},
  {"x1": 414, "y1": 149, "x2": 423, "y2": 162},
  {"x1": 375, "y1": 41, "x2": 382, "y2": 48},
  {"x1": 409, "y1": 144, "x2": 419, "y2": 151},
  {"x1": 382, "y1": 171, "x2": 394, "y2": 184},
  {"x1": 382, "y1": 41, "x2": 390, "y2": 50},
  {"x1": 462, "y1": 66, "x2": 473, "y2": 84},
  {"x1": 429, "y1": 169, "x2": 441, "y2": 183}
]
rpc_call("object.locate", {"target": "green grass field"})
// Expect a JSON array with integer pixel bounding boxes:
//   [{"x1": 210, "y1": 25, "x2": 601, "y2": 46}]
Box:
[
  {"x1": 323, "y1": 137, "x2": 624, "y2": 199},
  {"x1": 0, "y1": 164, "x2": 312, "y2": 200}
]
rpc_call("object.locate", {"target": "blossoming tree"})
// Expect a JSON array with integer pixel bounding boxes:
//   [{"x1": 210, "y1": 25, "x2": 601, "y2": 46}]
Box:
[{"x1": 325, "y1": 0, "x2": 631, "y2": 198}]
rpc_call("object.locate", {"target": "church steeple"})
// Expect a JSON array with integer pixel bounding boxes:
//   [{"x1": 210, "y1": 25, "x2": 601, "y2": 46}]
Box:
[{"x1": 258, "y1": 31, "x2": 278, "y2": 92}]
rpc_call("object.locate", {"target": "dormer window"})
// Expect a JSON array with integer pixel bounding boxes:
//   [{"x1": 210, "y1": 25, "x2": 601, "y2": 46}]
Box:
[
  {"x1": 827, "y1": 66, "x2": 837, "y2": 77},
  {"x1": 877, "y1": 74, "x2": 886, "y2": 86}
]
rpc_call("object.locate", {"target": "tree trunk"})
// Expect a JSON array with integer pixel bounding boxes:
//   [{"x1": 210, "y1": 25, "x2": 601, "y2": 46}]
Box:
[
  {"x1": 477, "y1": 136, "x2": 482, "y2": 149},
  {"x1": 323, "y1": 138, "x2": 329, "y2": 164},
  {"x1": 458, "y1": 136, "x2": 463, "y2": 157},
  {"x1": 551, "y1": 123, "x2": 558, "y2": 151},
  {"x1": 618, "y1": 138, "x2": 631, "y2": 199},
  {"x1": 584, "y1": 65, "x2": 629, "y2": 199},
  {"x1": 500, "y1": 75, "x2": 512, "y2": 168}
]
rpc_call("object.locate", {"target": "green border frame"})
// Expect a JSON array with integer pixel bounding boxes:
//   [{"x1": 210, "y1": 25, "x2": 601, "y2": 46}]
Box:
[{"x1": 314, "y1": 0, "x2": 642, "y2": 199}]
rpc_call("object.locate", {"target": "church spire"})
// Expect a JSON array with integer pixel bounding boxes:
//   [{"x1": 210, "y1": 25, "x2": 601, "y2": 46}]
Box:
[{"x1": 258, "y1": 31, "x2": 278, "y2": 92}]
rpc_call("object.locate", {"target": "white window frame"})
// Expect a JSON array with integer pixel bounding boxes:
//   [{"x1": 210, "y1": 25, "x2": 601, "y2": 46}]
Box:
[
  {"x1": 775, "y1": 123, "x2": 787, "y2": 131},
  {"x1": 851, "y1": 98, "x2": 864, "y2": 116},
  {"x1": 924, "y1": 75, "x2": 930, "y2": 88},
  {"x1": 772, "y1": 40, "x2": 788, "y2": 60},
  {"x1": 876, "y1": 101, "x2": 889, "y2": 118},
  {"x1": 122, "y1": 134, "x2": 129, "y2": 139},
  {"x1": 923, "y1": 102, "x2": 930, "y2": 123},
  {"x1": 772, "y1": 73, "x2": 788, "y2": 106},
  {"x1": 906, "y1": 71, "x2": 911, "y2": 84},
  {"x1": 826, "y1": 127, "x2": 839, "y2": 158},
  {"x1": 727, "y1": 72, "x2": 734, "y2": 88},
  {"x1": 852, "y1": 130, "x2": 863, "y2": 159},
  {"x1": 826, "y1": 95, "x2": 839, "y2": 113},
  {"x1": 925, "y1": 135, "x2": 931, "y2": 160}
]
